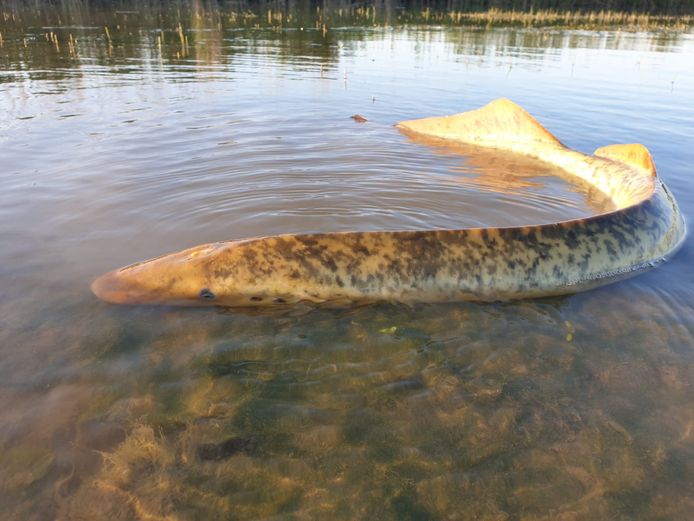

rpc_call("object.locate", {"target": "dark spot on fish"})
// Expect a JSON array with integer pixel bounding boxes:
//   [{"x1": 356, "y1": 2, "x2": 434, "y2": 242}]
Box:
[
  {"x1": 323, "y1": 257, "x2": 338, "y2": 272},
  {"x1": 250, "y1": 296, "x2": 263, "y2": 302},
  {"x1": 579, "y1": 253, "x2": 591, "y2": 272},
  {"x1": 274, "y1": 297, "x2": 287, "y2": 304},
  {"x1": 506, "y1": 229, "x2": 523, "y2": 242},
  {"x1": 196, "y1": 436, "x2": 259, "y2": 461},
  {"x1": 565, "y1": 229, "x2": 580, "y2": 249},
  {"x1": 199, "y1": 288, "x2": 216, "y2": 300},
  {"x1": 604, "y1": 239, "x2": 617, "y2": 258}
]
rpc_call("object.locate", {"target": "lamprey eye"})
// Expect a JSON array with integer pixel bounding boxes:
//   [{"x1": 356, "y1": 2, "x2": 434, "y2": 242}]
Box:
[{"x1": 199, "y1": 288, "x2": 216, "y2": 300}]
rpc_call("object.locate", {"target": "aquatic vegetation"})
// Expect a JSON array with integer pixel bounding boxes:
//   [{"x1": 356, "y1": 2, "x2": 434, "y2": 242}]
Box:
[
  {"x1": 9, "y1": 299, "x2": 677, "y2": 519},
  {"x1": 437, "y1": 8, "x2": 693, "y2": 30},
  {"x1": 0, "y1": 445, "x2": 54, "y2": 489}
]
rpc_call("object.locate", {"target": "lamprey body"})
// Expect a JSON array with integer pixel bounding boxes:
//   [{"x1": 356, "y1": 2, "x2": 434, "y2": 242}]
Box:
[{"x1": 92, "y1": 99, "x2": 685, "y2": 307}]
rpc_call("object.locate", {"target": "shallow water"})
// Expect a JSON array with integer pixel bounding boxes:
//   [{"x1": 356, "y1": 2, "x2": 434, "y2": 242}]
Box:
[{"x1": 1, "y1": 5, "x2": 694, "y2": 520}]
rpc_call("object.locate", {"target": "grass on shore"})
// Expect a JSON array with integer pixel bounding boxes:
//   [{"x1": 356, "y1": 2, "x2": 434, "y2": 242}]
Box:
[
  {"x1": 440, "y1": 8, "x2": 693, "y2": 29},
  {"x1": 236, "y1": 6, "x2": 694, "y2": 31}
]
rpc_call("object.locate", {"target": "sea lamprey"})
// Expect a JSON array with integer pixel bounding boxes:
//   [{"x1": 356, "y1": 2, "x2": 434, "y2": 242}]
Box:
[{"x1": 91, "y1": 99, "x2": 685, "y2": 307}]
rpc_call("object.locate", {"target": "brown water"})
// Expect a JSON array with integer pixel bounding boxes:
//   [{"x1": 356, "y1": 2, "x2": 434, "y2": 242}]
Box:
[{"x1": 1, "y1": 5, "x2": 694, "y2": 520}]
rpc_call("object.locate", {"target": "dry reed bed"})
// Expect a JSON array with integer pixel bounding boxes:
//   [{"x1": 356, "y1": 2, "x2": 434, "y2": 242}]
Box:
[{"x1": 1, "y1": 7, "x2": 693, "y2": 34}]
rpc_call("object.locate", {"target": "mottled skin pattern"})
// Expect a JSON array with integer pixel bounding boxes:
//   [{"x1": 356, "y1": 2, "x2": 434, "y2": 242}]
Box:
[{"x1": 91, "y1": 99, "x2": 686, "y2": 307}]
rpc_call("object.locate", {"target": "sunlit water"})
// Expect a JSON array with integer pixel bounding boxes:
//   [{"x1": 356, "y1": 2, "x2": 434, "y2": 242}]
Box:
[{"x1": 1, "y1": 6, "x2": 694, "y2": 520}]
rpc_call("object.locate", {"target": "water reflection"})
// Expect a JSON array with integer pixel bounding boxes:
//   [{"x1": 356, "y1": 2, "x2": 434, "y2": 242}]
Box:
[
  {"x1": 400, "y1": 131, "x2": 614, "y2": 215},
  {"x1": 1, "y1": 4, "x2": 690, "y2": 86}
]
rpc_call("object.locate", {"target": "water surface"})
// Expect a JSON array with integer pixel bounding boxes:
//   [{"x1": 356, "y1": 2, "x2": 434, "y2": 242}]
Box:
[{"x1": 1, "y1": 6, "x2": 694, "y2": 520}]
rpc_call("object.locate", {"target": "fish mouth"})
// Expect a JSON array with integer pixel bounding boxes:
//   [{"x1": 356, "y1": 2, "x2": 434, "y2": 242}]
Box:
[
  {"x1": 91, "y1": 269, "x2": 207, "y2": 306},
  {"x1": 91, "y1": 269, "x2": 174, "y2": 305},
  {"x1": 91, "y1": 270, "x2": 143, "y2": 304}
]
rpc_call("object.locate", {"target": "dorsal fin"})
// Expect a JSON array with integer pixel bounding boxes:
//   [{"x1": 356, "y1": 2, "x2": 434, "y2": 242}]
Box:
[
  {"x1": 397, "y1": 98, "x2": 564, "y2": 148},
  {"x1": 593, "y1": 144, "x2": 656, "y2": 177}
]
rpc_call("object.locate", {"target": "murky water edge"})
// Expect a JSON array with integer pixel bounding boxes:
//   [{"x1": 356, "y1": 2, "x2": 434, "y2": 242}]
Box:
[{"x1": 1, "y1": 6, "x2": 694, "y2": 520}]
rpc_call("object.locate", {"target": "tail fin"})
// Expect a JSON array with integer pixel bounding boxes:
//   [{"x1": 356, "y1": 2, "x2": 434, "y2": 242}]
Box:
[
  {"x1": 397, "y1": 98, "x2": 563, "y2": 148},
  {"x1": 594, "y1": 144, "x2": 656, "y2": 177}
]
